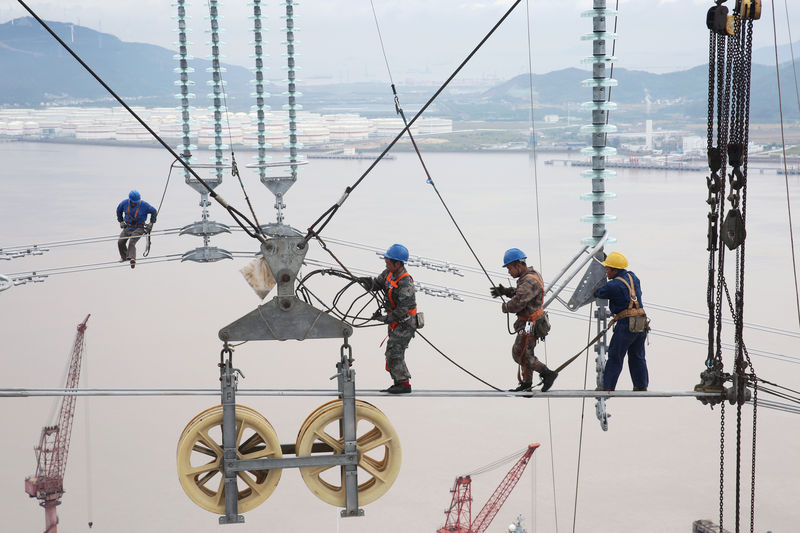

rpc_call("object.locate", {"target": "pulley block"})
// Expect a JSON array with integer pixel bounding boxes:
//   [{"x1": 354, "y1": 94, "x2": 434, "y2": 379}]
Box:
[
  {"x1": 721, "y1": 208, "x2": 746, "y2": 250},
  {"x1": 177, "y1": 400, "x2": 401, "y2": 514},
  {"x1": 738, "y1": 0, "x2": 761, "y2": 20}
]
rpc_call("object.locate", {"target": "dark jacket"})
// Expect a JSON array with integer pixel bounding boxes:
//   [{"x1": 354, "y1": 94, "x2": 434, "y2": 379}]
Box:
[{"x1": 595, "y1": 269, "x2": 644, "y2": 317}]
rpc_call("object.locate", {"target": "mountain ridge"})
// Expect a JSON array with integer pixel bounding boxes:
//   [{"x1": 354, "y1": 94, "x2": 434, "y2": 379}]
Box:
[{"x1": 1, "y1": 17, "x2": 798, "y2": 122}]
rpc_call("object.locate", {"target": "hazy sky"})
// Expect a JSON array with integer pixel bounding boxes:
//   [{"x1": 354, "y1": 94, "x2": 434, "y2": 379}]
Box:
[
  {"x1": 2, "y1": 2, "x2": 800, "y2": 533},
  {"x1": 2, "y1": 0, "x2": 795, "y2": 84}
]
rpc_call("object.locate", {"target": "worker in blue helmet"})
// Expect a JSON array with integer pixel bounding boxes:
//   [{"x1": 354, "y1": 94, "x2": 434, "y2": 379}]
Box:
[
  {"x1": 116, "y1": 190, "x2": 157, "y2": 269},
  {"x1": 490, "y1": 248, "x2": 558, "y2": 392},
  {"x1": 357, "y1": 243, "x2": 418, "y2": 394}
]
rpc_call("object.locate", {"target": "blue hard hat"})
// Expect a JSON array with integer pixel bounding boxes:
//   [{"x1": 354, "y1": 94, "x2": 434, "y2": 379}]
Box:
[
  {"x1": 503, "y1": 248, "x2": 526, "y2": 267},
  {"x1": 384, "y1": 243, "x2": 409, "y2": 263},
  {"x1": 129, "y1": 190, "x2": 141, "y2": 203}
]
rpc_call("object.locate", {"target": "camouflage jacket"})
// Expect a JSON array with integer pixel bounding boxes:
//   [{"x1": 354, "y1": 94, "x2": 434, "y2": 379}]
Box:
[
  {"x1": 367, "y1": 267, "x2": 417, "y2": 323},
  {"x1": 502, "y1": 267, "x2": 544, "y2": 330}
]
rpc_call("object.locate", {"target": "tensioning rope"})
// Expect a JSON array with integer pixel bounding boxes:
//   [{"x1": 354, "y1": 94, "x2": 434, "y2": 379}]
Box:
[
  {"x1": 16, "y1": 0, "x2": 265, "y2": 243},
  {"x1": 302, "y1": 0, "x2": 523, "y2": 244},
  {"x1": 368, "y1": 0, "x2": 504, "y2": 292},
  {"x1": 770, "y1": 0, "x2": 800, "y2": 329},
  {"x1": 143, "y1": 157, "x2": 179, "y2": 257}
]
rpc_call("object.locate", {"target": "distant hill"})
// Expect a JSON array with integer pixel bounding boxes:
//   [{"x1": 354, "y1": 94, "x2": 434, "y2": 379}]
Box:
[
  {"x1": 1, "y1": 17, "x2": 798, "y2": 123},
  {"x1": 0, "y1": 17, "x2": 264, "y2": 107},
  {"x1": 460, "y1": 63, "x2": 800, "y2": 122}
]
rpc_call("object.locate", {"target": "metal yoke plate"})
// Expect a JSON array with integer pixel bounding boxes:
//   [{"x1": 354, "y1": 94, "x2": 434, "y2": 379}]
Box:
[{"x1": 218, "y1": 236, "x2": 353, "y2": 341}]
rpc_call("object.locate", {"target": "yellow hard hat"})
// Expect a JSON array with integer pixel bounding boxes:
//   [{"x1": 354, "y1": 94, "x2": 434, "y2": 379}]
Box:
[{"x1": 601, "y1": 251, "x2": 628, "y2": 270}]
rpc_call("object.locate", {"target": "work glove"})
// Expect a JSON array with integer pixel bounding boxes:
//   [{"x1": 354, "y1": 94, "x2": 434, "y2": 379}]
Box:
[
  {"x1": 490, "y1": 284, "x2": 515, "y2": 298},
  {"x1": 357, "y1": 276, "x2": 373, "y2": 290},
  {"x1": 119, "y1": 221, "x2": 126, "y2": 228},
  {"x1": 371, "y1": 310, "x2": 387, "y2": 323},
  {"x1": 145, "y1": 222, "x2": 154, "y2": 231}
]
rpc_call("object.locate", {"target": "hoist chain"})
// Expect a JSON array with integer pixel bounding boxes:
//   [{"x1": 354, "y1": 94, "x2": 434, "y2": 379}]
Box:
[
  {"x1": 750, "y1": 380, "x2": 757, "y2": 533},
  {"x1": 719, "y1": 401, "x2": 726, "y2": 533},
  {"x1": 735, "y1": 399, "x2": 743, "y2": 533}
]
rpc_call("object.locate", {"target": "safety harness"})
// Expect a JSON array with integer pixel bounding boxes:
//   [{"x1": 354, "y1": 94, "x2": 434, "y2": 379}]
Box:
[
  {"x1": 612, "y1": 273, "x2": 646, "y2": 321},
  {"x1": 385, "y1": 271, "x2": 417, "y2": 330},
  {"x1": 125, "y1": 202, "x2": 141, "y2": 228},
  {"x1": 518, "y1": 272, "x2": 545, "y2": 324},
  {"x1": 515, "y1": 271, "x2": 546, "y2": 384}
]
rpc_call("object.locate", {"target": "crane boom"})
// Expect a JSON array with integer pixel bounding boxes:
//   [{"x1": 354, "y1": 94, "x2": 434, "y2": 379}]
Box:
[
  {"x1": 25, "y1": 314, "x2": 90, "y2": 533},
  {"x1": 438, "y1": 443, "x2": 540, "y2": 533}
]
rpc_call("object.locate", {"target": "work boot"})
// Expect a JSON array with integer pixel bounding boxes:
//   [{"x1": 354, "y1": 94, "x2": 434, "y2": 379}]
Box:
[
  {"x1": 509, "y1": 381, "x2": 532, "y2": 392},
  {"x1": 633, "y1": 387, "x2": 648, "y2": 391},
  {"x1": 381, "y1": 382, "x2": 411, "y2": 394},
  {"x1": 539, "y1": 367, "x2": 558, "y2": 392}
]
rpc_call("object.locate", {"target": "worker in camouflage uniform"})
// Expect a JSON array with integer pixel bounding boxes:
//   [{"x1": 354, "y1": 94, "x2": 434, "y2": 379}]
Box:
[
  {"x1": 359, "y1": 243, "x2": 417, "y2": 394},
  {"x1": 491, "y1": 248, "x2": 558, "y2": 392},
  {"x1": 116, "y1": 189, "x2": 157, "y2": 269}
]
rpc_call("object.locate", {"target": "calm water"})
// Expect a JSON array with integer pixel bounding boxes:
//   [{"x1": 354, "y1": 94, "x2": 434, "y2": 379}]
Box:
[{"x1": 1, "y1": 142, "x2": 798, "y2": 532}]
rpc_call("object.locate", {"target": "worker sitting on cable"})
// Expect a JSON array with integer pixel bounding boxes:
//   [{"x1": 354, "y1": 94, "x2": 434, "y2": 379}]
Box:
[
  {"x1": 358, "y1": 243, "x2": 419, "y2": 394},
  {"x1": 490, "y1": 248, "x2": 558, "y2": 392},
  {"x1": 594, "y1": 251, "x2": 649, "y2": 391},
  {"x1": 116, "y1": 189, "x2": 157, "y2": 269}
]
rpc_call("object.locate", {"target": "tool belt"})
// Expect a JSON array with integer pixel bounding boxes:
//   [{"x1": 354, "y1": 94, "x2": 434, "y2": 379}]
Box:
[{"x1": 613, "y1": 274, "x2": 649, "y2": 333}]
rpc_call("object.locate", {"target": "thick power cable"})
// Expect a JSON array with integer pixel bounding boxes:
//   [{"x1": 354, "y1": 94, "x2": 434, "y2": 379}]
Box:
[
  {"x1": 16, "y1": 0, "x2": 265, "y2": 243},
  {"x1": 303, "y1": 0, "x2": 523, "y2": 244},
  {"x1": 770, "y1": 0, "x2": 800, "y2": 329}
]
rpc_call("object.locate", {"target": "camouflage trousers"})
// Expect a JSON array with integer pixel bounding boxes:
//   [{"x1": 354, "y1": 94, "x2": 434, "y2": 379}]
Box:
[
  {"x1": 385, "y1": 324, "x2": 414, "y2": 382},
  {"x1": 512, "y1": 333, "x2": 544, "y2": 383}
]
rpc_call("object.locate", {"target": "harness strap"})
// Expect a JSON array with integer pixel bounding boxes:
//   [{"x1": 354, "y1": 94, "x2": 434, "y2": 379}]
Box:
[
  {"x1": 612, "y1": 273, "x2": 646, "y2": 320},
  {"x1": 518, "y1": 272, "x2": 545, "y2": 323},
  {"x1": 126, "y1": 202, "x2": 141, "y2": 228},
  {"x1": 385, "y1": 271, "x2": 417, "y2": 330}
]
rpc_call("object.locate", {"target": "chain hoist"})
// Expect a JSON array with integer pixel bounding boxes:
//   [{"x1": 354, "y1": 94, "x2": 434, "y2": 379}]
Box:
[{"x1": 701, "y1": 3, "x2": 761, "y2": 533}]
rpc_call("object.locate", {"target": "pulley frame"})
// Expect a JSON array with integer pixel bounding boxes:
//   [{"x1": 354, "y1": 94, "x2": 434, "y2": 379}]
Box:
[
  {"x1": 216, "y1": 339, "x2": 365, "y2": 524},
  {"x1": 214, "y1": 233, "x2": 363, "y2": 524}
]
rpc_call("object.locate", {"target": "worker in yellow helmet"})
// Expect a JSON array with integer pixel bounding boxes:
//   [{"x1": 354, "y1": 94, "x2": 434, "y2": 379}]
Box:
[{"x1": 594, "y1": 252, "x2": 649, "y2": 391}]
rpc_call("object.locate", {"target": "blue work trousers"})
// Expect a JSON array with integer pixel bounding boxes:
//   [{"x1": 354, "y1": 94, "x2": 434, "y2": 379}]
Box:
[{"x1": 603, "y1": 322, "x2": 648, "y2": 390}]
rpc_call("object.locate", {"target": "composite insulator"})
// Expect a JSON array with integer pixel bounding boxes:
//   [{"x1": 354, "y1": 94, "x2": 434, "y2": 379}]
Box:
[{"x1": 579, "y1": 1, "x2": 618, "y2": 247}]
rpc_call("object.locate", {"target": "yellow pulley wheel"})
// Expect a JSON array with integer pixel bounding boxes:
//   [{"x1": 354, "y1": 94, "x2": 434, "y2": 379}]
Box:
[
  {"x1": 295, "y1": 400, "x2": 401, "y2": 507},
  {"x1": 176, "y1": 405, "x2": 282, "y2": 514}
]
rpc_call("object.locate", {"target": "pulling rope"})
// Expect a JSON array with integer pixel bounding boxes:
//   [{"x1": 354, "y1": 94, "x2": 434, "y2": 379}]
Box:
[
  {"x1": 302, "y1": 0, "x2": 523, "y2": 244},
  {"x1": 143, "y1": 157, "x2": 179, "y2": 257},
  {"x1": 368, "y1": 0, "x2": 513, "y2": 337},
  {"x1": 417, "y1": 331, "x2": 502, "y2": 392},
  {"x1": 770, "y1": 0, "x2": 800, "y2": 329},
  {"x1": 16, "y1": 0, "x2": 265, "y2": 244}
]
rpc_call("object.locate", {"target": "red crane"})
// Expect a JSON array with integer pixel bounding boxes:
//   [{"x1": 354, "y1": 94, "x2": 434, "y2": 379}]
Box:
[
  {"x1": 25, "y1": 314, "x2": 90, "y2": 533},
  {"x1": 437, "y1": 443, "x2": 540, "y2": 533}
]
